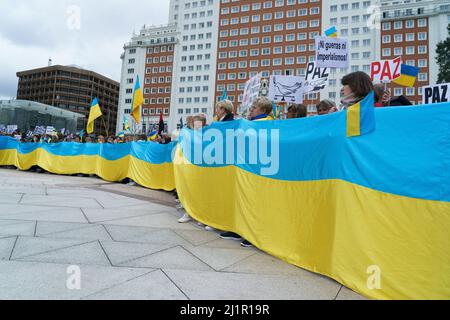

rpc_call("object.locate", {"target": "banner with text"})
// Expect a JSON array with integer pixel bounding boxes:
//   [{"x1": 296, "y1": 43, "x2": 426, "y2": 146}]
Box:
[{"x1": 315, "y1": 36, "x2": 349, "y2": 69}]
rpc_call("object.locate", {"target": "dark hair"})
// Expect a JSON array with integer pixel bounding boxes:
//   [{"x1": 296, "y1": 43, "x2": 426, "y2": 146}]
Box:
[
  {"x1": 295, "y1": 104, "x2": 307, "y2": 118},
  {"x1": 341, "y1": 72, "x2": 374, "y2": 99}
]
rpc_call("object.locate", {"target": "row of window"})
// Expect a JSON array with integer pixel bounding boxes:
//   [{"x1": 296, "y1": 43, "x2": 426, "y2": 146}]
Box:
[
  {"x1": 126, "y1": 77, "x2": 172, "y2": 85},
  {"x1": 382, "y1": 45, "x2": 429, "y2": 56},
  {"x1": 182, "y1": 43, "x2": 213, "y2": 51},
  {"x1": 219, "y1": 32, "x2": 320, "y2": 48},
  {"x1": 330, "y1": 2, "x2": 372, "y2": 12},
  {"x1": 177, "y1": 97, "x2": 210, "y2": 104},
  {"x1": 179, "y1": 86, "x2": 210, "y2": 93},
  {"x1": 221, "y1": 0, "x2": 319, "y2": 11},
  {"x1": 183, "y1": 11, "x2": 214, "y2": 20},
  {"x1": 146, "y1": 46, "x2": 174, "y2": 54},
  {"x1": 183, "y1": 0, "x2": 214, "y2": 10},
  {"x1": 145, "y1": 66, "x2": 173, "y2": 74},
  {"x1": 382, "y1": 19, "x2": 427, "y2": 30},
  {"x1": 180, "y1": 75, "x2": 210, "y2": 82},
  {"x1": 177, "y1": 108, "x2": 208, "y2": 115},
  {"x1": 220, "y1": 8, "x2": 320, "y2": 26},
  {"x1": 180, "y1": 65, "x2": 211, "y2": 72},
  {"x1": 219, "y1": 21, "x2": 320, "y2": 37},
  {"x1": 183, "y1": 22, "x2": 214, "y2": 30},
  {"x1": 180, "y1": 54, "x2": 212, "y2": 62},
  {"x1": 329, "y1": 15, "x2": 372, "y2": 25},
  {"x1": 182, "y1": 33, "x2": 213, "y2": 42},
  {"x1": 143, "y1": 108, "x2": 170, "y2": 115},
  {"x1": 382, "y1": 33, "x2": 428, "y2": 43}
]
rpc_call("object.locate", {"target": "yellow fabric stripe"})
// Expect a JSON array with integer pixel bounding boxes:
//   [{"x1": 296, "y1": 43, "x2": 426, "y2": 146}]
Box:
[
  {"x1": 173, "y1": 150, "x2": 450, "y2": 300},
  {"x1": 393, "y1": 74, "x2": 417, "y2": 87},
  {"x1": 347, "y1": 102, "x2": 361, "y2": 137},
  {"x1": 0, "y1": 149, "x2": 175, "y2": 191}
]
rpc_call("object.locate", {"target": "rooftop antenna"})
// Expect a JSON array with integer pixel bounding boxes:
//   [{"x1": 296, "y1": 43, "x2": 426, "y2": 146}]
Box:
[{"x1": 48, "y1": 57, "x2": 53, "y2": 67}]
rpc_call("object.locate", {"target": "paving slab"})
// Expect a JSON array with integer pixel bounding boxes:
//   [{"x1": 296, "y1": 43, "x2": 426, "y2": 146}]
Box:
[
  {"x1": 83, "y1": 270, "x2": 188, "y2": 300},
  {"x1": 40, "y1": 224, "x2": 113, "y2": 241},
  {"x1": 0, "y1": 260, "x2": 152, "y2": 300},
  {"x1": 20, "y1": 194, "x2": 102, "y2": 209},
  {"x1": 119, "y1": 246, "x2": 214, "y2": 271},
  {"x1": 163, "y1": 269, "x2": 341, "y2": 300},
  {"x1": 0, "y1": 221, "x2": 36, "y2": 237},
  {"x1": 83, "y1": 204, "x2": 171, "y2": 223},
  {"x1": 0, "y1": 237, "x2": 16, "y2": 261},
  {"x1": 11, "y1": 236, "x2": 90, "y2": 260},
  {"x1": 102, "y1": 212, "x2": 200, "y2": 231},
  {"x1": 16, "y1": 241, "x2": 111, "y2": 266}
]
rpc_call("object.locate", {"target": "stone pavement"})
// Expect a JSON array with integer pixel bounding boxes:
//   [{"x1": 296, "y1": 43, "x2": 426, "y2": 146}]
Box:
[{"x1": 0, "y1": 168, "x2": 366, "y2": 300}]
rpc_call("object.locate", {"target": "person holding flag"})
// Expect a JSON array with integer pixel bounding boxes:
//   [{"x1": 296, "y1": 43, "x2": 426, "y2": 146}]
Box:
[
  {"x1": 87, "y1": 98, "x2": 103, "y2": 134},
  {"x1": 131, "y1": 76, "x2": 144, "y2": 124}
]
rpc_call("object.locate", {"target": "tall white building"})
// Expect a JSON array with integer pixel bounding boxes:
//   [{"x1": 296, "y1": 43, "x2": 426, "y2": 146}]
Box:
[
  {"x1": 168, "y1": 0, "x2": 220, "y2": 131},
  {"x1": 321, "y1": 0, "x2": 382, "y2": 102},
  {"x1": 116, "y1": 24, "x2": 178, "y2": 135}
]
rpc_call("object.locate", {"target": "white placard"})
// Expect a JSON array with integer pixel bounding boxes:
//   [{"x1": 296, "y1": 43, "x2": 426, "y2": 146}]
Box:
[
  {"x1": 268, "y1": 75, "x2": 304, "y2": 104},
  {"x1": 370, "y1": 57, "x2": 402, "y2": 84},
  {"x1": 304, "y1": 62, "x2": 329, "y2": 93},
  {"x1": 422, "y1": 83, "x2": 450, "y2": 105},
  {"x1": 242, "y1": 73, "x2": 262, "y2": 108},
  {"x1": 315, "y1": 36, "x2": 349, "y2": 69},
  {"x1": 7, "y1": 125, "x2": 18, "y2": 134},
  {"x1": 46, "y1": 126, "x2": 55, "y2": 135}
]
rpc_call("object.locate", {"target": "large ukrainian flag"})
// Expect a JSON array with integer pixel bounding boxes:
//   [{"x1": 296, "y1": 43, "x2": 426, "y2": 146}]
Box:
[
  {"x1": 86, "y1": 97, "x2": 103, "y2": 134},
  {"x1": 132, "y1": 76, "x2": 144, "y2": 124}
]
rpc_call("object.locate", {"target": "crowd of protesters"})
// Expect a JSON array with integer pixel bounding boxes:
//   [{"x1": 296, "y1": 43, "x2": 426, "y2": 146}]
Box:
[{"x1": 1, "y1": 71, "x2": 413, "y2": 247}]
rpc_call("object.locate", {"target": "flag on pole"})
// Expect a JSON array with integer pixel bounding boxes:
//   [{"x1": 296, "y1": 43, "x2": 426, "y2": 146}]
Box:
[
  {"x1": 324, "y1": 26, "x2": 338, "y2": 38},
  {"x1": 131, "y1": 76, "x2": 144, "y2": 124},
  {"x1": 347, "y1": 91, "x2": 376, "y2": 138},
  {"x1": 392, "y1": 64, "x2": 420, "y2": 87},
  {"x1": 158, "y1": 112, "x2": 165, "y2": 134},
  {"x1": 220, "y1": 89, "x2": 228, "y2": 101},
  {"x1": 147, "y1": 130, "x2": 158, "y2": 141},
  {"x1": 123, "y1": 117, "x2": 130, "y2": 131},
  {"x1": 87, "y1": 98, "x2": 103, "y2": 134}
]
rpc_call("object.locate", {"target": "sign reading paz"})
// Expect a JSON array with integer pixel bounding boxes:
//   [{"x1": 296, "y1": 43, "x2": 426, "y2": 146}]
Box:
[
  {"x1": 315, "y1": 36, "x2": 349, "y2": 69},
  {"x1": 422, "y1": 83, "x2": 450, "y2": 105},
  {"x1": 304, "y1": 62, "x2": 329, "y2": 93},
  {"x1": 370, "y1": 57, "x2": 401, "y2": 84},
  {"x1": 268, "y1": 76, "x2": 304, "y2": 104}
]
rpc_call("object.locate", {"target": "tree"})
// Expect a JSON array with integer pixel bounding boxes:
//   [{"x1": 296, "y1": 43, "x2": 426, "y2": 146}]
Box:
[{"x1": 436, "y1": 24, "x2": 450, "y2": 83}]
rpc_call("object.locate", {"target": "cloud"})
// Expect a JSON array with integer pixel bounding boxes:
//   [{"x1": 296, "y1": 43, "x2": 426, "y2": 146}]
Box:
[{"x1": 0, "y1": 0, "x2": 169, "y2": 98}]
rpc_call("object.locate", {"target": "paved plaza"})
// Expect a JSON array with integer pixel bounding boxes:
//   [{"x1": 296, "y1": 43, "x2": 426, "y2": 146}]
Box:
[{"x1": 0, "y1": 168, "x2": 366, "y2": 300}]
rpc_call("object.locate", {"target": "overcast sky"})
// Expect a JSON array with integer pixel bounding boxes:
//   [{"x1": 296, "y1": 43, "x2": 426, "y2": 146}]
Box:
[{"x1": 0, "y1": 0, "x2": 169, "y2": 99}]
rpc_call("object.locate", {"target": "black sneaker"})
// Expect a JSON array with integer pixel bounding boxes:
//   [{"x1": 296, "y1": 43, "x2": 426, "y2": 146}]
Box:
[
  {"x1": 241, "y1": 240, "x2": 253, "y2": 248},
  {"x1": 220, "y1": 232, "x2": 243, "y2": 241}
]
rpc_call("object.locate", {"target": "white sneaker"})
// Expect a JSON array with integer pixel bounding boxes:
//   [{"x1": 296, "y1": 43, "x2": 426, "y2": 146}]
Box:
[
  {"x1": 197, "y1": 222, "x2": 206, "y2": 228},
  {"x1": 175, "y1": 199, "x2": 181, "y2": 204},
  {"x1": 176, "y1": 204, "x2": 184, "y2": 210},
  {"x1": 178, "y1": 213, "x2": 192, "y2": 223},
  {"x1": 205, "y1": 226, "x2": 216, "y2": 232},
  {"x1": 127, "y1": 181, "x2": 137, "y2": 186}
]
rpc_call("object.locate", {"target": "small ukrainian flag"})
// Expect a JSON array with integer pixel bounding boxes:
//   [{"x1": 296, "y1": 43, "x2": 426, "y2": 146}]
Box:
[
  {"x1": 147, "y1": 130, "x2": 158, "y2": 142},
  {"x1": 132, "y1": 76, "x2": 144, "y2": 124},
  {"x1": 324, "y1": 26, "x2": 338, "y2": 38},
  {"x1": 87, "y1": 98, "x2": 103, "y2": 134},
  {"x1": 392, "y1": 64, "x2": 420, "y2": 88},
  {"x1": 347, "y1": 91, "x2": 376, "y2": 138}
]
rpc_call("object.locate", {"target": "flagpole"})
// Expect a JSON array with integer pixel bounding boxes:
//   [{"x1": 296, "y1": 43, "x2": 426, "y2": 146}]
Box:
[{"x1": 101, "y1": 116, "x2": 109, "y2": 137}]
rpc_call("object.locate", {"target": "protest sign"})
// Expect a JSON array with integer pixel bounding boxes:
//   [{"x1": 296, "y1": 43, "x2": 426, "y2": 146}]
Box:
[
  {"x1": 7, "y1": 125, "x2": 18, "y2": 134},
  {"x1": 242, "y1": 73, "x2": 262, "y2": 108},
  {"x1": 268, "y1": 75, "x2": 304, "y2": 104},
  {"x1": 422, "y1": 83, "x2": 450, "y2": 104},
  {"x1": 46, "y1": 126, "x2": 55, "y2": 135},
  {"x1": 304, "y1": 62, "x2": 329, "y2": 93},
  {"x1": 370, "y1": 57, "x2": 401, "y2": 84},
  {"x1": 315, "y1": 36, "x2": 349, "y2": 69}
]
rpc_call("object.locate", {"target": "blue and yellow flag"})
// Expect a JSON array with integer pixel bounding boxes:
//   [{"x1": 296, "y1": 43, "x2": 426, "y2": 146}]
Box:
[
  {"x1": 325, "y1": 26, "x2": 338, "y2": 38},
  {"x1": 131, "y1": 76, "x2": 144, "y2": 124},
  {"x1": 123, "y1": 117, "x2": 130, "y2": 131},
  {"x1": 220, "y1": 89, "x2": 228, "y2": 101},
  {"x1": 392, "y1": 64, "x2": 420, "y2": 87},
  {"x1": 347, "y1": 91, "x2": 375, "y2": 138},
  {"x1": 87, "y1": 98, "x2": 103, "y2": 134},
  {"x1": 147, "y1": 130, "x2": 158, "y2": 142}
]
